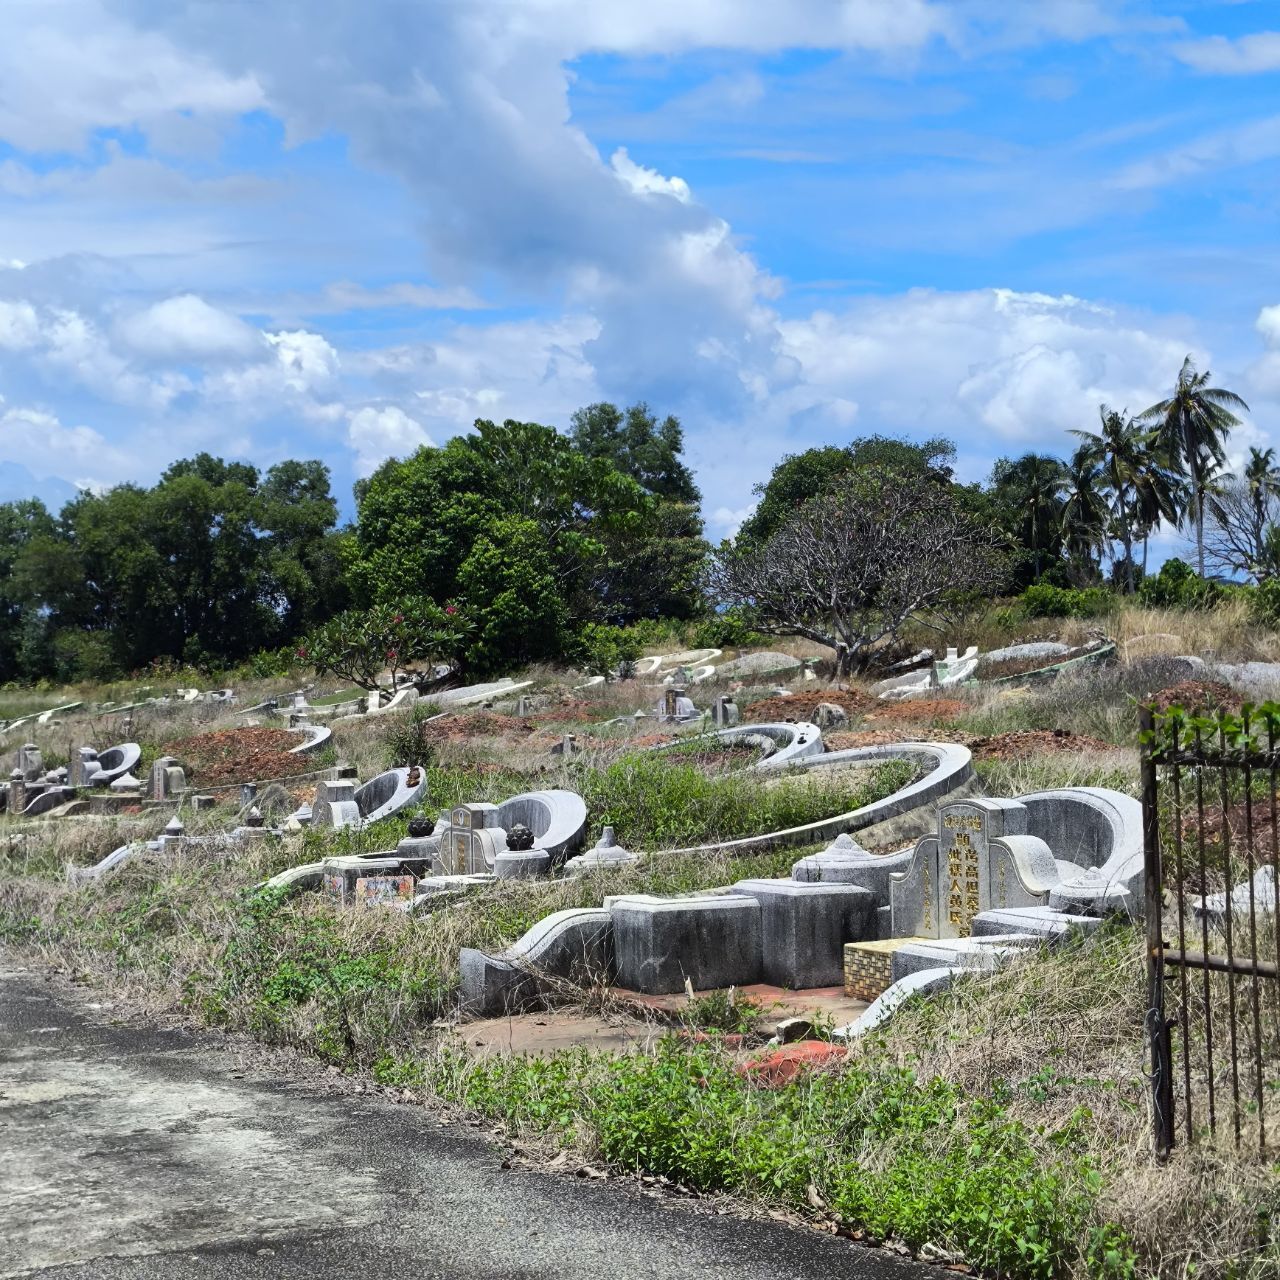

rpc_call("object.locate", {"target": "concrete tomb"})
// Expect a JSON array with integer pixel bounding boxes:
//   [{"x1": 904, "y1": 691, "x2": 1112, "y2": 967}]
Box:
[
  {"x1": 322, "y1": 856, "x2": 416, "y2": 907},
  {"x1": 889, "y1": 798, "x2": 1057, "y2": 939},
  {"x1": 311, "y1": 779, "x2": 361, "y2": 829},
  {"x1": 655, "y1": 687, "x2": 698, "y2": 723}
]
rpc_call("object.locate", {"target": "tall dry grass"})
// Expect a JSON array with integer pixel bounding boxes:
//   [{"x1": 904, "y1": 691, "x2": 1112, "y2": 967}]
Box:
[{"x1": 860, "y1": 927, "x2": 1280, "y2": 1277}]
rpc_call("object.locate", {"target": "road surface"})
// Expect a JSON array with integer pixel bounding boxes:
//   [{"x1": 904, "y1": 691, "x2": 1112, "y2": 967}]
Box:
[{"x1": 0, "y1": 961, "x2": 932, "y2": 1279}]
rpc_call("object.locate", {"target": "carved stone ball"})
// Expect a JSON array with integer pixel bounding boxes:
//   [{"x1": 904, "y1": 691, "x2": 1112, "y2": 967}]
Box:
[
  {"x1": 407, "y1": 814, "x2": 433, "y2": 838},
  {"x1": 505, "y1": 823, "x2": 535, "y2": 851}
]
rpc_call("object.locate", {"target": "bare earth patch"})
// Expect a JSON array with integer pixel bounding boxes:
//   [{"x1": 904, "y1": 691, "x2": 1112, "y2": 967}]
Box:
[
  {"x1": 743, "y1": 689, "x2": 874, "y2": 724},
  {"x1": 164, "y1": 727, "x2": 317, "y2": 785},
  {"x1": 1150, "y1": 679, "x2": 1242, "y2": 716}
]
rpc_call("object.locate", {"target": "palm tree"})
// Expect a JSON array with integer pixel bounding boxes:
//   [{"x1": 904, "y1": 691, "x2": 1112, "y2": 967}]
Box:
[
  {"x1": 1072, "y1": 405, "x2": 1180, "y2": 593},
  {"x1": 1060, "y1": 444, "x2": 1108, "y2": 581},
  {"x1": 1137, "y1": 356, "x2": 1249, "y2": 575},
  {"x1": 996, "y1": 453, "x2": 1068, "y2": 580}
]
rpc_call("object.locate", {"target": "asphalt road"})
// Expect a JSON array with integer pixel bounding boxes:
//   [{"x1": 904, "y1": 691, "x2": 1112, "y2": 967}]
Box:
[{"x1": 0, "y1": 961, "x2": 932, "y2": 1279}]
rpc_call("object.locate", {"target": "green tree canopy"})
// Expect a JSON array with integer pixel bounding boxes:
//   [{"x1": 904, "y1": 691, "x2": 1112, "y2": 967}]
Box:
[
  {"x1": 568, "y1": 401, "x2": 701, "y2": 503},
  {"x1": 737, "y1": 435, "x2": 956, "y2": 546}
]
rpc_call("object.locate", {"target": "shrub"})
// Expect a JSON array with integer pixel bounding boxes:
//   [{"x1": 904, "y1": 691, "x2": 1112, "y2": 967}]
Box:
[
  {"x1": 1253, "y1": 578, "x2": 1280, "y2": 626},
  {"x1": 435, "y1": 1039, "x2": 1138, "y2": 1280},
  {"x1": 575, "y1": 623, "x2": 642, "y2": 680},
  {"x1": 1137, "y1": 558, "x2": 1219, "y2": 610},
  {"x1": 381, "y1": 702, "x2": 441, "y2": 768},
  {"x1": 689, "y1": 609, "x2": 768, "y2": 650},
  {"x1": 1020, "y1": 583, "x2": 1113, "y2": 619}
]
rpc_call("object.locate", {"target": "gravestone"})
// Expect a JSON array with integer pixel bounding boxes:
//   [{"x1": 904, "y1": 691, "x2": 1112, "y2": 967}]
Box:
[
  {"x1": 656, "y1": 687, "x2": 696, "y2": 722},
  {"x1": 440, "y1": 802, "x2": 504, "y2": 874},
  {"x1": 148, "y1": 756, "x2": 187, "y2": 801},
  {"x1": 74, "y1": 747, "x2": 100, "y2": 786},
  {"x1": 711, "y1": 694, "x2": 739, "y2": 728},
  {"x1": 312, "y1": 779, "x2": 360, "y2": 829},
  {"x1": 18, "y1": 744, "x2": 42, "y2": 783},
  {"x1": 889, "y1": 798, "x2": 1057, "y2": 939}
]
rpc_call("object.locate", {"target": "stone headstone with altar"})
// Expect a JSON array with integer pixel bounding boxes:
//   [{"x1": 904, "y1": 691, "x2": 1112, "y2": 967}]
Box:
[{"x1": 889, "y1": 798, "x2": 1060, "y2": 939}]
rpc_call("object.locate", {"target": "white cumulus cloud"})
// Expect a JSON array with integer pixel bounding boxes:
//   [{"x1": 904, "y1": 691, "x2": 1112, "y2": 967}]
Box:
[
  {"x1": 116, "y1": 294, "x2": 264, "y2": 362},
  {"x1": 348, "y1": 406, "x2": 434, "y2": 476}
]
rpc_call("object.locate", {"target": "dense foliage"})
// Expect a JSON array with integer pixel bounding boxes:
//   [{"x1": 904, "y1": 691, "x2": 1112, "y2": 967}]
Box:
[{"x1": 0, "y1": 455, "x2": 348, "y2": 682}]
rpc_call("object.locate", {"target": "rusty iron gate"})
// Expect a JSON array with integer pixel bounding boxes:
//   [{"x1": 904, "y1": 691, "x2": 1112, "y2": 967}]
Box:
[{"x1": 1140, "y1": 704, "x2": 1280, "y2": 1155}]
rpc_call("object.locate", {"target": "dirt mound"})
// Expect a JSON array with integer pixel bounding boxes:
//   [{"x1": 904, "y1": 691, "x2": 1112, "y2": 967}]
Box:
[
  {"x1": 824, "y1": 726, "x2": 1116, "y2": 760},
  {"x1": 969, "y1": 729, "x2": 1115, "y2": 761},
  {"x1": 743, "y1": 689, "x2": 873, "y2": 724},
  {"x1": 428, "y1": 712, "x2": 535, "y2": 741},
  {"x1": 1150, "y1": 680, "x2": 1241, "y2": 716},
  {"x1": 164, "y1": 727, "x2": 316, "y2": 785},
  {"x1": 866, "y1": 698, "x2": 967, "y2": 724}
]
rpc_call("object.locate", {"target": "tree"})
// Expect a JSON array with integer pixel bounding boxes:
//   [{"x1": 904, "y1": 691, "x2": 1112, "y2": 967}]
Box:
[
  {"x1": 568, "y1": 402, "x2": 708, "y2": 619},
  {"x1": 15, "y1": 454, "x2": 345, "y2": 679},
  {"x1": 1071, "y1": 406, "x2": 1179, "y2": 593},
  {"x1": 348, "y1": 418, "x2": 666, "y2": 672},
  {"x1": 737, "y1": 436, "x2": 956, "y2": 547},
  {"x1": 569, "y1": 401, "x2": 700, "y2": 503},
  {"x1": 1059, "y1": 444, "x2": 1109, "y2": 584},
  {"x1": 1138, "y1": 355, "x2": 1249, "y2": 575},
  {"x1": 991, "y1": 454, "x2": 1068, "y2": 582},
  {"x1": 1244, "y1": 447, "x2": 1280, "y2": 556},
  {"x1": 710, "y1": 466, "x2": 1008, "y2": 675},
  {"x1": 0, "y1": 499, "x2": 56, "y2": 682},
  {"x1": 302, "y1": 598, "x2": 470, "y2": 695},
  {"x1": 1204, "y1": 472, "x2": 1280, "y2": 581}
]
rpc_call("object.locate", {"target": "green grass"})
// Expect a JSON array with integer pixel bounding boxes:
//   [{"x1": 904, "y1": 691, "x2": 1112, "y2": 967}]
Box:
[
  {"x1": 574, "y1": 755, "x2": 915, "y2": 848},
  {"x1": 426, "y1": 1037, "x2": 1137, "y2": 1280},
  {"x1": 310, "y1": 687, "x2": 363, "y2": 707}
]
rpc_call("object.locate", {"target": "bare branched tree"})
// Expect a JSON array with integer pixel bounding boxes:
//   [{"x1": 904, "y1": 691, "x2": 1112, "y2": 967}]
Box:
[
  {"x1": 1203, "y1": 474, "x2": 1280, "y2": 581},
  {"x1": 709, "y1": 468, "x2": 1009, "y2": 674}
]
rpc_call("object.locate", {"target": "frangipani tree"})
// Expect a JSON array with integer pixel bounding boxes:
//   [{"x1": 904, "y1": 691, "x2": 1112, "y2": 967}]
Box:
[
  {"x1": 710, "y1": 467, "x2": 1008, "y2": 675},
  {"x1": 301, "y1": 597, "x2": 471, "y2": 695}
]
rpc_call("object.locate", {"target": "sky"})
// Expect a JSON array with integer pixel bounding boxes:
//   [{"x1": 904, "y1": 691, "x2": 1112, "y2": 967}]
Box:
[{"x1": 1, "y1": 0, "x2": 1279, "y2": 544}]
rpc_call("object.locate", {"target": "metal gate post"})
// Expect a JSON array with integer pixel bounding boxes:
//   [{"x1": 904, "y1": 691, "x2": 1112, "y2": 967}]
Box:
[{"x1": 1141, "y1": 705, "x2": 1175, "y2": 1156}]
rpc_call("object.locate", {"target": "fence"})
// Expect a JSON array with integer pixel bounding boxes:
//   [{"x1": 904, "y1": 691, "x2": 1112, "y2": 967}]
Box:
[{"x1": 1140, "y1": 703, "x2": 1280, "y2": 1155}]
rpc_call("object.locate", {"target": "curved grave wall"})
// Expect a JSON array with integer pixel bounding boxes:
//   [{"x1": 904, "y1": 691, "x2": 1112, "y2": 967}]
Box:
[{"x1": 355, "y1": 766, "x2": 428, "y2": 824}]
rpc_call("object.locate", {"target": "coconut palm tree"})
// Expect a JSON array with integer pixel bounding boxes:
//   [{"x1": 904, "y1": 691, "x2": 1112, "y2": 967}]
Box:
[
  {"x1": 1138, "y1": 356, "x2": 1249, "y2": 575},
  {"x1": 1059, "y1": 444, "x2": 1108, "y2": 581},
  {"x1": 995, "y1": 453, "x2": 1068, "y2": 580},
  {"x1": 1073, "y1": 405, "x2": 1180, "y2": 592}
]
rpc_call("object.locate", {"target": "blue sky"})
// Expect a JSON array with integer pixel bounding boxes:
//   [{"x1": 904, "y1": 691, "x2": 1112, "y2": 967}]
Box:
[{"x1": 2, "y1": 1, "x2": 1279, "y2": 546}]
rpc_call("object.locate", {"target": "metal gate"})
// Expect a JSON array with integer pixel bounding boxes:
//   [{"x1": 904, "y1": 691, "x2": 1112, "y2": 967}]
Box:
[{"x1": 1140, "y1": 704, "x2": 1280, "y2": 1154}]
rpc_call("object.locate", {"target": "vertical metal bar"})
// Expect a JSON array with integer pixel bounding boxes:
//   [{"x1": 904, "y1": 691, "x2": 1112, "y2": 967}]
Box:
[
  {"x1": 1141, "y1": 705, "x2": 1174, "y2": 1156},
  {"x1": 1219, "y1": 721, "x2": 1242, "y2": 1147},
  {"x1": 1171, "y1": 726, "x2": 1193, "y2": 1141},
  {"x1": 1242, "y1": 708, "x2": 1265, "y2": 1151},
  {"x1": 1196, "y1": 725, "x2": 1217, "y2": 1136},
  {"x1": 1270, "y1": 723, "x2": 1280, "y2": 1121}
]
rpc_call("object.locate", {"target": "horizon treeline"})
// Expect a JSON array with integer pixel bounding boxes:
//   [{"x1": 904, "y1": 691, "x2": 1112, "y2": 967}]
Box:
[{"x1": 0, "y1": 357, "x2": 1265, "y2": 685}]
